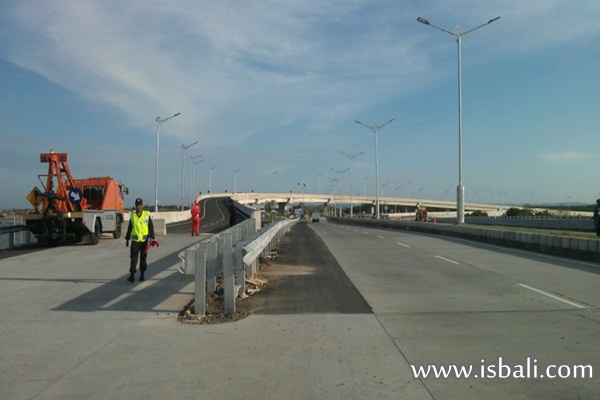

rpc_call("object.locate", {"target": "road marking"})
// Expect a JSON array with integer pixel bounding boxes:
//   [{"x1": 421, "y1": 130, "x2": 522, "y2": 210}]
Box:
[
  {"x1": 376, "y1": 235, "x2": 385, "y2": 239},
  {"x1": 397, "y1": 242, "x2": 410, "y2": 248},
  {"x1": 518, "y1": 283, "x2": 587, "y2": 309},
  {"x1": 435, "y1": 255, "x2": 460, "y2": 264},
  {"x1": 362, "y1": 231, "x2": 370, "y2": 235}
]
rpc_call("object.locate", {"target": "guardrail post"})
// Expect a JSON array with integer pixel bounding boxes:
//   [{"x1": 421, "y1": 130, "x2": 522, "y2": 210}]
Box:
[
  {"x1": 195, "y1": 244, "x2": 207, "y2": 316},
  {"x1": 184, "y1": 248, "x2": 196, "y2": 275},
  {"x1": 235, "y1": 240, "x2": 245, "y2": 296},
  {"x1": 222, "y1": 232, "x2": 235, "y2": 314},
  {"x1": 206, "y1": 236, "x2": 218, "y2": 293}
]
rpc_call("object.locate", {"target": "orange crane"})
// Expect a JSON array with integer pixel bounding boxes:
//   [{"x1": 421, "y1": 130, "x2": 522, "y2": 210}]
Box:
[{"x1": 25, "y1": 149, "x2": 128, "y2": 245}]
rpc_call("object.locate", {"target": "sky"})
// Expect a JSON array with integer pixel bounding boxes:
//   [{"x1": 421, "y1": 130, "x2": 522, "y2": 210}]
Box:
[{"x1": 1, "y1": 0, "x2": 598, "y2": 210}]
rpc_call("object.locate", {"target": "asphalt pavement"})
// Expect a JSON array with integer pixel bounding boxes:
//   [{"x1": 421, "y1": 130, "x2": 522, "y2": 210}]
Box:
[{"x1": 246, "y1": 221, "x2": 372, "y2": 314}]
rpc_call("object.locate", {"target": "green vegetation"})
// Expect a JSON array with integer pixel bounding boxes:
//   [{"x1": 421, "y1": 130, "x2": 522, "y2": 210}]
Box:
[
  {"x1": 505, "y1": 207, "x2": 535, "y2": 217},
  {"x1": 536, "y1": 204, "x2": 595, "y2": 213},
  {"x1": 467, "y1": 210, "x2": 489, "y2": 217},
  {"x1": 503, "y1": 204, "x2": 590, "y2": 217}
]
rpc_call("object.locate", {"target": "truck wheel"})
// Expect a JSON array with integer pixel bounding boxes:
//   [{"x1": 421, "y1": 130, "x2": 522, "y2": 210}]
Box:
[
  {"x1": 113, "y1": 216, "x2": 123, "y2": 239},
  {"x1": 89, "y1": 219, "x2": 102, "y2": 245}
]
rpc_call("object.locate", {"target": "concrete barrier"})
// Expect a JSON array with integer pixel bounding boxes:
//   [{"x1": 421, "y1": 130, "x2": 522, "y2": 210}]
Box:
[
  {"x1": 330, "y1": 217, "x2": 600, "y2": 263},
  {"x1": 435, "y1": 216, "x2": 595, "y2": 232}
]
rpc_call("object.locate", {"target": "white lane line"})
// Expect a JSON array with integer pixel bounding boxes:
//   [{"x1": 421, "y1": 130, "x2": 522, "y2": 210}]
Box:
[
  {"x1": 518, "y1": 283, "x2": 587, "y2": 309},
  {"x1": 397, "y1": 242, "x2": 410, "y2": 248},
  {"x1": 362, "y1": 231, "x2": 370, "y2": 235},
  {"x1": 435, "y1": 255, "x2": 460, "y2": 265},
  {"x1": 376, "y1": 235, "x2": 385, "y2": 239}
]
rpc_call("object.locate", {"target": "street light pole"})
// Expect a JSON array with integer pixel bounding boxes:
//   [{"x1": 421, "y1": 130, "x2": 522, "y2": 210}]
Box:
[
  {"x1": 339, "y1": 151, "x2": 364, "y2": 218},
  {"x1": 272, "y1": 170, "x2": 279, "y2": 194},
  {"x1": 331, "y1": 168, "x2": 349, "y2": 217},
  {"x1": 189, "y1": 155, "x2": 203, "y2": 205},
  {"x1": 233, "y1": 168, "x2": 241, "y2": 193},
  {"x1": 327, "y1": 176, "x2": 339, "y2": 216},
  {"x1": 154, "y1": 112, "x2": 181, "y2": 212},
  {"x1": 180, "y1": 141, "x2": 198, "y2": 210},
  {"x1": 355, "y1": 118, "x2": 395, "y2": 219},
  {"x1": 417, "y1": 16, "x2": 500, "y2": 223},
  {"x1": 317, "y1": 173, "x2": 322, "y2": 194},
  {"x1": 191, "y1": 159, "x2": 203, "y2": 204},
  {"x1": 208, "y1": 166, "x2": 217, "y2": 194}
]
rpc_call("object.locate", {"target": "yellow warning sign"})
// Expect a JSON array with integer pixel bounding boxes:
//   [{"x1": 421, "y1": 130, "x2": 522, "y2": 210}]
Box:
[{"x1": 27, "y1": 187, "x2": 43, "y2": 209}]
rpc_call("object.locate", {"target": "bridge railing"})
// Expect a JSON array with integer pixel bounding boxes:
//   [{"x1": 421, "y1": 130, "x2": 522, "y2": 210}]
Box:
[{"x1": 177, "y1": 217, "x2": 297, "y2": 316}]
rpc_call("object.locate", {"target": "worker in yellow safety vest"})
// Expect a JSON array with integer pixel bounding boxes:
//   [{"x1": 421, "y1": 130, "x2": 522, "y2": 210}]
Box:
[{"x1": 125, "y1": 198, "x2": 155, "y2": 283}]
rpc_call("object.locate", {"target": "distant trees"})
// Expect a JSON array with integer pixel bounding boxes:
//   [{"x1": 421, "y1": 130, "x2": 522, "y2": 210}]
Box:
[
  {"x1": 504, "y1": 206, "x2": 554, "y2": 217},
  {"x1": 468, "y1": 210, "x2": 489, "y2": 217},
  {"x1": 505, "y1": 207, "x2": 534, "y2": 217}
]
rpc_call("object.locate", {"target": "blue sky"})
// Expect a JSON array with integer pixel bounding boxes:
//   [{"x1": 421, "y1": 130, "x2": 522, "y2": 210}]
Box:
[{"x1": 1, "y1": 0, "x2": 598, "y2": 210}]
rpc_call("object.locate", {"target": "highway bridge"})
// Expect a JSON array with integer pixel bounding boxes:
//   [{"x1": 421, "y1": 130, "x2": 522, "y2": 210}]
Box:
[{"x1": 209, "y1": 191, "x2": 507, "y2": 215}]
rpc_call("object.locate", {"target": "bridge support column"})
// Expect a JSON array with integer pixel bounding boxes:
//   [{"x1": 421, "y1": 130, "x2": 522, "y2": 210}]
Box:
[{"x1": 278, "y1": 202, "x2": 288, "y2": 213}]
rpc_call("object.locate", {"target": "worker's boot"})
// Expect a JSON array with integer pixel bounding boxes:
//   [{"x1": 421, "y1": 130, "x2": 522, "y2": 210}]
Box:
[
  {"x1": 127, "y1": 273, "x2": 134, "y2": 283},
  {"x1": 139, "y1": 273, "x2": 145, "y2": 282}
]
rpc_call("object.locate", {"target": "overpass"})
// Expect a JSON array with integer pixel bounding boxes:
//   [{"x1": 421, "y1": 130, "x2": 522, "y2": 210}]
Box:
[{"x1": 198, "y1": 192, "x2": 507, "y2": 215}]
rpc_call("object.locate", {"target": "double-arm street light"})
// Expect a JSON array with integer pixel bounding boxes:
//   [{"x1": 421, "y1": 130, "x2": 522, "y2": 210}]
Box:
[
  {"x1": 331, "y1": 168, "x2": 349, "y2": 217},
  {"x1": 154, "y1": 112, "x2": 181, "y2": 212},
  {"x1": 355, "y1": 118, "x2": 395, "y2": 219},
  {"x1": 189, "y1": 155, "x2": 203, "y2": 205},
  {"x1": 327, "y1": 176, "x2": 339, "y2": 216},
  {"x1": 417, "y1": 16, "x2": 500, "y2": 223},
  {"x1": 339, "y1": 151, "x2": 364, "y2": 218},
  {"x1": 180, "y1": 141, "x2": 198, "y2": 210}
]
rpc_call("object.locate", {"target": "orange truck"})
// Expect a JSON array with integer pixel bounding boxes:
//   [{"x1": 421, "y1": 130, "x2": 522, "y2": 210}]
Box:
[{"x1": 25, "y1": 150, "x2": 128, "y2": 245}]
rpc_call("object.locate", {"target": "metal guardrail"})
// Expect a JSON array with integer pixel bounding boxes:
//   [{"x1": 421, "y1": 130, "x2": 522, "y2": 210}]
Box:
[
  {"x1": 177, "y1": 217, "x2": 297, "y2": 316},
  {"x1": 0, "y1": 218, "x2": 36, "y2": 250}
]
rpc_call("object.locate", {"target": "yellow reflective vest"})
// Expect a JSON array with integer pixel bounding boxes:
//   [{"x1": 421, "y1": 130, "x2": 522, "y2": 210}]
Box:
[{"x1": 129, "y1": 210, "x2": 151, "y2": 242}]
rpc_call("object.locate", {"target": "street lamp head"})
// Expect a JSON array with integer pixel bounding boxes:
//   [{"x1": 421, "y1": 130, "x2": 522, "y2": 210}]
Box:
[
  {"x1": 417, "y1": 17, "x2": 430, "y2": 25},
  {"x1": 489, "y1": 16, "x2": 501, "y2": 23}
]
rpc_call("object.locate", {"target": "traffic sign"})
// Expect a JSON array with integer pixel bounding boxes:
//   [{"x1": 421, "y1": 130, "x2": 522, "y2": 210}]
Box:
[
  {"x1": 68, "y1": 188, "x2": 83, "y2": 206},
  {"x1": 26, "y1": 187, "x2": 43, "y2": 209}
]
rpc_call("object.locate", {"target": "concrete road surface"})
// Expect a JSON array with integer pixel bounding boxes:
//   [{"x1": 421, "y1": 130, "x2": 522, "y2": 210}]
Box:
[
  {"x1": 310, "y1": 219, "x2": 599, "y2": 399},
  {"x1": 1, "y1": 217, "x2": 598, "y2": 399}
]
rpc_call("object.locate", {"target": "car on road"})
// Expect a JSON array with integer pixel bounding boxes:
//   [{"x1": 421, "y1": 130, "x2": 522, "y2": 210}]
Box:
[{"x1": 311, "y1": 212, "x2": 320, "y2": 222}]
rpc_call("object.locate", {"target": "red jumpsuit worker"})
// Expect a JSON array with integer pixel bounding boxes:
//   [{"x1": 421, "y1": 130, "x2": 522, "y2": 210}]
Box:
[{"x1": 191, "y1": 200, "x2": 201, "y2": 236}]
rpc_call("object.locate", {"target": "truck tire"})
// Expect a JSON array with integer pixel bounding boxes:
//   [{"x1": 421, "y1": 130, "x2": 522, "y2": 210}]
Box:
[
  {"x1": 89, "y1": 219, "x2": 102, "y2": 245},
  {"x1": 113, "y1": 215, "x2": 123, "y2": 239}
]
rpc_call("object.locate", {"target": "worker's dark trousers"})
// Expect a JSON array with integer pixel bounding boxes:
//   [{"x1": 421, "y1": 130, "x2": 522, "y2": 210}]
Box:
[{"x1": 129, "y1": 240, "x2": 148, "y2": 274}]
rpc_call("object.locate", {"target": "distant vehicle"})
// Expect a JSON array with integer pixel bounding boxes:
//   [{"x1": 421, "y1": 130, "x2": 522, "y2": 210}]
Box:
[{"x1": 311, "y1": 212, "x2": 320, "y2": 222}]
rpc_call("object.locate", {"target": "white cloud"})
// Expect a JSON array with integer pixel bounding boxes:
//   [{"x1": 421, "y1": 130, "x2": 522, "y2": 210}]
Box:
[{"x1": 2, "y1": 0, "x2": 598, "y2": 149}]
